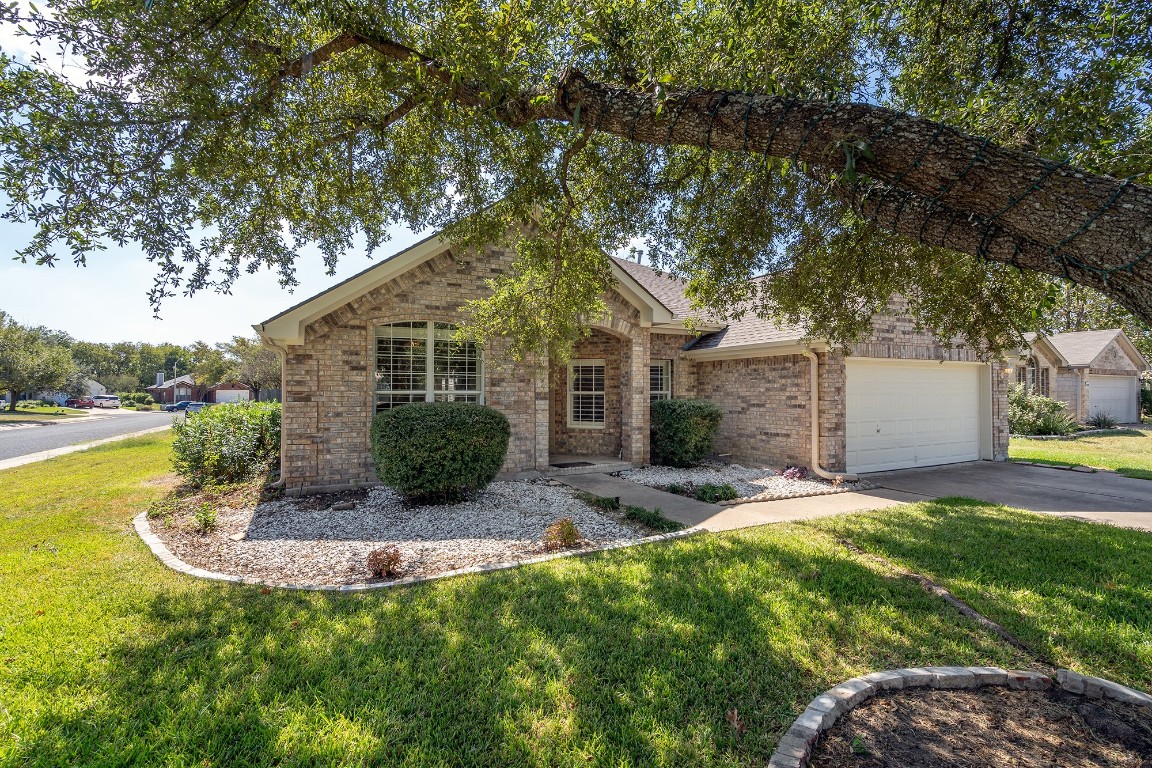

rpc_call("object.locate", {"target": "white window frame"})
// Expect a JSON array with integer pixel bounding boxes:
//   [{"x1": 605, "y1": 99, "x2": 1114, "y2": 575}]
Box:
[
  {"x1": 374, "y1": 321, "x2": 483, "y2": 412},
  {"x1": 649, "y1": 360, "x2": 672, "y2": 401},
  {"x1": 567, "y1": 358, "x2": 606, "y2": 429}
]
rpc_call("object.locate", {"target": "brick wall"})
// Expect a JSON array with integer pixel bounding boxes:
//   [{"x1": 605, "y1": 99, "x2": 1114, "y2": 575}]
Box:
[
  {"x1": 649, "y1": 332, "x2": 697, "y2": 398},
  {"x1": 1093, "y1": 339, "x2": 1139, "y2": 374},
  {"x1": 550, "y1": 329, "x2": 625, "y2": 458}
]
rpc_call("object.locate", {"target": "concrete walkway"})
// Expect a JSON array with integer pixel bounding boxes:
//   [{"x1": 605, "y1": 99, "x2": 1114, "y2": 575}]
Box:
[{"x1": 556, "y1": 472, "x2": 921, "y2": 532}]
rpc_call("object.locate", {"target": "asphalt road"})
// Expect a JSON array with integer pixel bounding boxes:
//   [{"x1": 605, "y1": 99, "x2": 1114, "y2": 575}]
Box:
[{"x1": 0, "y1": 409, "x2": 177, "y2": 461}]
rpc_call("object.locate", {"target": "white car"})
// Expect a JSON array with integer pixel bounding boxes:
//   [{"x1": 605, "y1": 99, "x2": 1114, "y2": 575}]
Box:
[{"x1": 92, "y1": 395, "x2": 121, "y2": 409}]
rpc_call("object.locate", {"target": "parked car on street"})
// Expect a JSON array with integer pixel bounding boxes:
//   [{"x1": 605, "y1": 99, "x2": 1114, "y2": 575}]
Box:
[
  {"x1": 184, "y1": 402, "x2": 209, "y2": 414},
  {"x1": 163, "y1": 400, "x2": 194, "y2": 412},
  {"x1": 65, "y1": 398, "x2": 95, "y2": 408},
  {"x1": 92, "y1": 395, "x2": 121, "y2": 408}
]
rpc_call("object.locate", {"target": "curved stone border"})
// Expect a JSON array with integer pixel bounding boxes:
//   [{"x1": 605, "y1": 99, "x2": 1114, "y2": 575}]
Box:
[
  {"x1": 1011, "y1": 427, "x2": 1143, "y2": 441},
  {"x1": 133, "y1": 512, "x2": 701, "y2": 592},
  {"x1": 769, "y1": 666, "x2": 1152, "y2": 768}
]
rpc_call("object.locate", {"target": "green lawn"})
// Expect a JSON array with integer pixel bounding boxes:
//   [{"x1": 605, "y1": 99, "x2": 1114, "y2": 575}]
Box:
[
  {"x1": 1, "y1": 437, "x2": 1149, "y2": 766},
  {"x1": 0, "y1": 406, "x2": 90, "y2": 422},
  {"x1": 1009, "y1": 427, "x2": 1152, "y2": 480}
]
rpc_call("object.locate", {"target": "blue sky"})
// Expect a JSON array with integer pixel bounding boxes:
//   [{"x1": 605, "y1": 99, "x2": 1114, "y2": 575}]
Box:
[{"x1": 0, "y1": 215, "x2": 429, "y2": 345}]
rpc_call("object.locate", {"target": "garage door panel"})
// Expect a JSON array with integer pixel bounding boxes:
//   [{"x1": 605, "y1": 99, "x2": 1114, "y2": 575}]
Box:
[
  {"x1": 1088, "y1": 376, "x2": 1137, "y2": 423},
  {"x1": 846, "y1": 361, "x2": 983, "y2": 474}
]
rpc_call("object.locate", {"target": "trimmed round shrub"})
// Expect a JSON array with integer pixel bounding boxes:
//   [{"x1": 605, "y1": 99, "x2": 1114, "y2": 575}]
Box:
[
  {"x1": 371, "y1": 402, "x2": 510, "y2": 503},
  {"x1": 171, "y1": 401, "x2": 281, "y2": 486},
  {"x1": 650, "y1": 398, "x2": 723, "y2": 467}
]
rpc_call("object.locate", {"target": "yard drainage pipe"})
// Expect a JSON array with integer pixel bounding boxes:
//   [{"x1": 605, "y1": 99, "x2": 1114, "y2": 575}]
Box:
[{"x1": 802, "y1": 349, "x2": 859, "y2": 482}]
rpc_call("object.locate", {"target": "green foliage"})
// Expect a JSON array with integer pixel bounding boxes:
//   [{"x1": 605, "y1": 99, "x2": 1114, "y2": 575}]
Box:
[
  {"x1": 574, "y1": 490, "x2": 621, "y2": 512},
  {"x1": 650, "y1": 399, "x2": 723, "y2": 467},
  {"x1": 1036, "y1": 284, "x2": 1152, "y2": 366},
  {"x1": 1086, "y1": 411, "x2": 1118, "y2": 430},
  {"x1": 542, "y1": 518, "x2": 583, "y2": 551},
  {"x1": 1007, "y1": 384, "x2": 1077, "y2": 436},
  {"x1": 370, "y1": 402, "x2": 510, "y2": 502},
  {"x1": 622, "y1": 505, "x2": 685, "y2": 533},
  {"x1": 191, "y1": 504, "x2": 218, "y2": 534},
  {"x1": 0, "y1": 311, "x2": 78, "y2": 410},
  {"x1": 117, "y1": 392, "x2": 153, "y2": 405},
  {"x1": 1141, "y1": 385, "x2": 1152, "y2": 418},
  {"x1": 171, "y1": 402, "x2": 281, "y2": 487},
  {"x1": 694, "y1": 482, "x2": 739, "y2": 503}
]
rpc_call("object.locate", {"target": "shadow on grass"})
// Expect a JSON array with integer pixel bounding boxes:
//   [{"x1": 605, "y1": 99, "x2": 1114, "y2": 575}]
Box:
[
  {"x1": 12, "y1": 527, "x2": 1023, "y2": 767},
  {"x1": 812, "y1": 497, "x2": 1152, "y2": 692}
]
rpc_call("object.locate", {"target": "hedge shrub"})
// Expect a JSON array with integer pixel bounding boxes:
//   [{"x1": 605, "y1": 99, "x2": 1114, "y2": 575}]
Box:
[
  {"x1": 1007, "y1": 384, "x2": 1077, "y2": 436},
  {"x1": 116, "y1": 392, "x2": 153, "y2": 405},
  {"x1": 171, "y1": 401, "x2": 281, "y2": 486},
  {"x1": 650, "y1": 398, "x2": 723, "y2": 467},
  {"x1": 371, "y1": 402, "x2": 510, "y2": 503}
]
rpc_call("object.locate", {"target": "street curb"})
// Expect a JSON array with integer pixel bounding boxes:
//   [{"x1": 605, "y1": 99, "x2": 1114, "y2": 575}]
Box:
[
  {"x1": 134, "y1": 512, "x2": 703, "y2": 592},
  {"x1": 0, "y1": 424, "x2": 173, "y2": 471}
]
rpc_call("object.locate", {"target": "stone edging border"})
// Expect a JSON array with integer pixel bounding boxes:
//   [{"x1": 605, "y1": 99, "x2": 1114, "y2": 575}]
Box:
[
  {"x1": 1011, "y1": 427, "x2": 1143, "y2": 441},
  {"x1": 718, "y1": 481, "x2": 879, "y2": 506},
  {"x1": 769, "y1": 666, "x2": 1152, "y2": 768},
  {"x1": 133, "y1": 512, "x2": 702, "y2": 592}
]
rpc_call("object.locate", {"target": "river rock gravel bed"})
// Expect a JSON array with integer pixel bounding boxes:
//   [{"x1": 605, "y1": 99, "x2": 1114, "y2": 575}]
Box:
[
  {"x1": 618, "y1": 463, "x2": 874, "y2": 502},
  {"x1": 150, "y1": 481, "x2": 648, "y2": 586}
]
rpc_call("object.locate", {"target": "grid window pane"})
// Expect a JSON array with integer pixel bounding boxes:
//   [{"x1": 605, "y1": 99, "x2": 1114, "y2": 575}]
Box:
[
  {"x1": 649, "y1": 360, "x2": 671, "y2": 401},
  {"x1": 568, "y1": 360, "x2": 605, "y2": 426},
  {"x1": 374, "y1": 322, "x2": 482, "y2": 407}
]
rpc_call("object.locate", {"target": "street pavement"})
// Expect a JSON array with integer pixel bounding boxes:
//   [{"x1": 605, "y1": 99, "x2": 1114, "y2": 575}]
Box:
[{"x1": 0, "y1": 408, "x2": 176, "y2": 461}]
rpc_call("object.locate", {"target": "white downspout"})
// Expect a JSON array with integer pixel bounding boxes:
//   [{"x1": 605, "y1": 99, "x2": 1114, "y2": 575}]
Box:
[{"x1": 802, "y1": 349, "x2": 859, "y2": 482}]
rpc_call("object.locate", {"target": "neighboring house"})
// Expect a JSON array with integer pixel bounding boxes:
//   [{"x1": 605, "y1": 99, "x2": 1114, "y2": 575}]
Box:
[
  {"x1": 42, "y1": 378, "x2": 107, "y2": 406},
  {"x1": 255, "y1": 233, "x2": 1015, "y2": 495},
  {"x1": 1022, "y1": 330, "x2": 1149, "y2": 423},
  {"x1": 146, "y1": 374, "x2": 199, "y2": 405},
  {"x1": 207, "y1": 382, "x2": 254, "y2": 403}
]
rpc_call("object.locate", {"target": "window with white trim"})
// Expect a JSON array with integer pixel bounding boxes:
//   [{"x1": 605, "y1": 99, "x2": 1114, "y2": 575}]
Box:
[
  {"x1": 1016, "y1": 357, "x2": 1049, "y2": 397},
  {"x1": 374, "y1": 322, "x2": 482, "y2": 411},
  {"x1": 649, "y1": 360, "x2": 672, "y2": 401},
  {"x1": 567, "y1": 359, "x2": 605, "y2": 427}
]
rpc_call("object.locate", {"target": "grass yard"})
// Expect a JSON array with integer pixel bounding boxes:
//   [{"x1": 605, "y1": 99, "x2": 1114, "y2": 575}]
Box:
[
  {"x1": 1, "y1": 436, "x2": 1149, "y2": 766},
  {"x1": 0, "y1": 406, "x2": 89, "y2": 423},
  {"x1": 1009, "y1": 427, "x2": 1152, "y2": 480}
]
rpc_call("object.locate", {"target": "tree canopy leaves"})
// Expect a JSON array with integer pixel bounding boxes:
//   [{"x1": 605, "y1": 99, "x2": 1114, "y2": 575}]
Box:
[{"x1": 2, "y1": 0, "x2": 1150, "y2": 358}]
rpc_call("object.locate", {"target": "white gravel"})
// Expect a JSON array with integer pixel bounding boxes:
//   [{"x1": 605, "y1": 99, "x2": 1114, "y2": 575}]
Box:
[
  {"x1": 618, "y1": 462, "x2": 872, "y2": 501},
  {"x1": 152, "y1": 481, "x2": 647, "y2": 586}
]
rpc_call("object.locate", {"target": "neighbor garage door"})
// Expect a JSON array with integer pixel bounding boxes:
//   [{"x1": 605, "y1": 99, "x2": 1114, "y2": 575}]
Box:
[
  {"x1": 215, "y1": 389, "x2": 251, "y2": 403},
  {"x1": 846, "y1": 360, "x2": 985, "y2": 474},
  {"x1": 1088, "y1": 375, "x2": 1138, "y2": 423}
]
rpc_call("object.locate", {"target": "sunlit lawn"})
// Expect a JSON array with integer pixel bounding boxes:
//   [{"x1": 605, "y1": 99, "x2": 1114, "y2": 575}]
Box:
[
  {"x1": 1, "y1": 435, "x2": 1149, "y2": 766},
  {"x1": 1009, "y1": 427, "x2": 1152, "y2": 480},
  {"x1": 0, "y1": 406, "x2": 90, "y2": 422}
]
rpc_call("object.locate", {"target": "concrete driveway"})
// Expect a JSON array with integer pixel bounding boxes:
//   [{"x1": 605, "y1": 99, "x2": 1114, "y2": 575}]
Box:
[
  {"x1": 682, "y1": 461, "x2": 1152, "y2": 533},
  {"x1": 867, "y1": 461, "x2": 1152, "y2": 531}
]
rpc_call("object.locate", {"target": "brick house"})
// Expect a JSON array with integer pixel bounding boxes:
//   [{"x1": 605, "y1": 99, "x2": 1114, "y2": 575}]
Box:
[
  {"x1": 1021, "y1": 330, "x2": 1148, "y2": 423},
  {"x1": 255, "y1": 233, "x2": 1014, "y2": 495}
]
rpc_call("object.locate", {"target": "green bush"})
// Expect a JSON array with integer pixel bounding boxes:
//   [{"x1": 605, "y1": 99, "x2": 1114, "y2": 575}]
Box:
[
  {"x1": 622, "y1": 505, "x2": 685, "y2": 532},
  {"x1": 650, "y1": 399, "x2": 723, "y2": 467},
  {"x1": 1008, "y1": 384, "x2": 1077, "y2": 436},
  {"x1": 371, "y1": 402, "x2": 510, "y2": 503},
  {"x1": 1141, "y1": 385, "x2": 1151, "y2": 419},
  {"x1": 1086, "y1": 411, "x2": 1118, "y2": 430},
  {"x1": 694, "y1": 482, "x2": 739, "y2": 503},
  {"x1": 171, "y1": 401, "x2": 281, "y2": 486}
]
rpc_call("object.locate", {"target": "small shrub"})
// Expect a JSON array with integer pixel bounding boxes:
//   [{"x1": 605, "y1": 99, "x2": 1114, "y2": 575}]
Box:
[
  {"x1": 650, "y1": 399, "x2": 723, "y2": 467},
  {"x1": 783, "y1": 466, "x2": 809, "y2": 481},
  {"x1": 622, "y1": 505, "x2": 685, "y2": 533},
  {"x1": 192, "y1": 504, "x2": 217, "y2": 534},
  {"x1": 694, "y1": 482, "x2": 739, "y2": 503},
  {"x1": 135, "y1": 403, "x2": 153, "y2": 412},
  {"x1": 146, "y1": 497, "x2": 178, "y2": 520},
  {"x1": 665, "y1": 482, "x2": 690, "y2": 497},
  {"x1": 1008, "y1": 384, "x2": 1077, "y2": 435},
  {"x1": 116, "y1": 392, "x2": 153, "y2": 405},
  {"x1": 1086, "y1": 411, "x2": 1118, "y2": 430},
  {"x1": 575, "y1": 491, "x2": 621, "y2": 511},
  {"x1": 367, "y1": 545, "x2": 403, "y2": 578},
  {"x1": 370, "y1": 402, "x2": 510, "y2": 503},
  {"x1": 832, "y1": 475, "x2": 845, "y2": 487},
  {"x1": 543, "y1": 518, "x2": 583, "y2": 551},
  {"x1": 171, "y1": 401, "x2": 281, "y2": 487},
  {"x1": 1141, "y1": 386, "x2": 1152, "y2": 419}
]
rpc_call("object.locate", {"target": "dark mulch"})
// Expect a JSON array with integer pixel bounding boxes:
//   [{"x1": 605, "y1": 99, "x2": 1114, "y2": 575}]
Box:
[{"x1": 810, "y1": 686, "x2": 1152, "y2": 767}]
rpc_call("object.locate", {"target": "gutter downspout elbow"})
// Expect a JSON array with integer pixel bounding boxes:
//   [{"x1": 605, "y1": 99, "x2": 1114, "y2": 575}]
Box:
[{"x1": 802, "y1": 349, "x2": 859, "y2": 482}]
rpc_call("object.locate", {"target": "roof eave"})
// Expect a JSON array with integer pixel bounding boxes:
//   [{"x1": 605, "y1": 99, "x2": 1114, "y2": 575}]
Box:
[{"x1": 682, "y1": 338, "x2": 824, "y2": 360}]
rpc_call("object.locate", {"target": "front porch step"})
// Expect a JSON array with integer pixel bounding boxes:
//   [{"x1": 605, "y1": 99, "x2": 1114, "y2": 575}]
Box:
[{"x1": 545, "y1": 460, "x2": 634, "y2": 476}]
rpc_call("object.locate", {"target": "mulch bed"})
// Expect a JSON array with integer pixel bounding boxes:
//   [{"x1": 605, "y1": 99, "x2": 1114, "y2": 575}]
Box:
[{"x1": 810, "y1": 686, "x2": 1152, "y2": 767}]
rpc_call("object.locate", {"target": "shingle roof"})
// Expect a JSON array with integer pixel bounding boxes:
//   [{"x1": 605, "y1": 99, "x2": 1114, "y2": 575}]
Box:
[
  {"x1": 1032, "y1": 329, "x2": 1124, "y2": 367},
  {"x1": 149, "y1": 373, "x2": 196, "y2": 389},
  {"x1": 612, "y1": 257, "x2": 806, "y2": 350}
]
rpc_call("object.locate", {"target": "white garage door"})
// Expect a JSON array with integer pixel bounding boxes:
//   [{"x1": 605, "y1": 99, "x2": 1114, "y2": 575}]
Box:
[
  {"x1": 1088, "y1": 375, "x2": 1137, "y2": 423},
  {"x1": 846, "y1": 361, "x2": 984, "y2": 474},
  {"x1": 215, "y1": 389, "x2": 250, "y2": 403}
]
